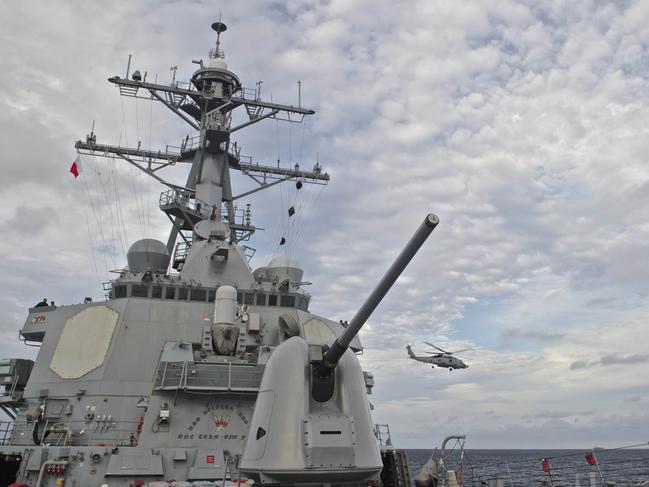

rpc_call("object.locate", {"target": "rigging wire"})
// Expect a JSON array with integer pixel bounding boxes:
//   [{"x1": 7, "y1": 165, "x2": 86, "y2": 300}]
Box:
[
  {"x1": 80, "y1": 158, "x2": 112, "y2": 273},
  {"x1": 286, "y1": 119, "x2": 306, "y2": 256},
  {"x1": 109, "y1": 156, "x2": 130, "y2": 252},
  {"x1": 106, "y1": 158, "x2": 124, "y2": 254},
  {"x1": 287, "y1": 179, "x2": 299, "y2": 257},
  {"x1": 94, "y1": 153, "x2": 126, "y2": 259},
  {"x1": 78, "y1": 156, "x2": 103, "y2": 287},
  {"x1": 134, "y1": 97, "x2": 148, "y2": 240},
  {"x1": 291, "y1": 182, "x2": 325, "y2": 253},
  {"x1": 285, "y1": 120, "x2": 297, "y2": 258},
  {"x1": 87, "y1": 158, "x2": 111, "y2": 270},
  {"x1": 86, "y1": 107, "x2": 131, "y2": 261},
  {"x1": 300, "y1": 115, "x2": 307, "y2": 166},
  {"x1": 273, "y1": 103, "x2": 289, "y2": 256},
  {"x1": 128, "y1": 170, "x2": 146, "y2": 238},
  {"x1": 288, "y1": 116, "x2": 293, "y2": 170},
  {"x1": 147, "y1": 85, "x2": 155, "y2": 240},
  {"x1": 94, "y1": 156, "x2": 120, "y2": 270},
  {"x1": 267, "y1": 116, "x2": 324, "y2": 261},
  {"x1": 106, "y1": 158, "x2": 125, "y2": 254},
  {"x1": 287, "y1": 119, "x2": 323, "y2": 254},
  {"x1": 121, "y1": 95, "x2": 146, "y2": 238}
]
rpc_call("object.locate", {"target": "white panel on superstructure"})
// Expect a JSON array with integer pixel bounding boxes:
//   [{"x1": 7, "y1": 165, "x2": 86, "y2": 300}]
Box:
[{"x1": 49, "y1": 306, "x2": 119, "y2": 379}]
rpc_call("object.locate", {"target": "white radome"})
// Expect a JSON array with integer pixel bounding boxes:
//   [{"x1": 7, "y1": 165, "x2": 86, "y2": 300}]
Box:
[
  {"x1": 266, "y1": 255, "x2": 304, "y2": 284},
  {"x1": 209, "y1": 57, "x2": 228, "y2": 70}
]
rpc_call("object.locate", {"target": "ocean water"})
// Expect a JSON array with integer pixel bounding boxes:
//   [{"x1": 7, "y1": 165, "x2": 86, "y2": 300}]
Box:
[{"x1": 407, "y1": 449, "x2": 649, "y2": 486}]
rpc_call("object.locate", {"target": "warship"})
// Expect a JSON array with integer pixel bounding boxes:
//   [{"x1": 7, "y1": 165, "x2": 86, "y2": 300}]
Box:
[{"x1": 0, "y1": 21, "x2": 434, "y2": 487}]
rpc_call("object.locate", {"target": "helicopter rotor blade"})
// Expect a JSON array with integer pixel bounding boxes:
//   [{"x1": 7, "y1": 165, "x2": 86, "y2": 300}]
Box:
[
  {"x1": 423, "y1": 348, "x2": 446, "y2": 356},
  {"x1": 454, "y1": 348, "x2": 473, "y2": 354},
  {"x1": 424, "y1": 341, "x2": 449, "y2": 354}
]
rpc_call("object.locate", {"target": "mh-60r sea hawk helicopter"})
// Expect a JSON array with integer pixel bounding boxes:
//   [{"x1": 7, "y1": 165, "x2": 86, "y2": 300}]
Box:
[{"x1": 406, "y1": 342, "x2": 469, "y2": 370}]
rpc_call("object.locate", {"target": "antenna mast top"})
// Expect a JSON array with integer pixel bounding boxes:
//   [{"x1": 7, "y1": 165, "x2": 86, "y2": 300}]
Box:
[{"x1": 210, "y1": 20, "x2": 227, "y2": 59}]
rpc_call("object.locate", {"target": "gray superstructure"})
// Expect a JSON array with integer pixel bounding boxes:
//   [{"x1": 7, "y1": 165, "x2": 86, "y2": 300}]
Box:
[{"x1": 0, "y1": 22, "x2": 437, "y2": 487}]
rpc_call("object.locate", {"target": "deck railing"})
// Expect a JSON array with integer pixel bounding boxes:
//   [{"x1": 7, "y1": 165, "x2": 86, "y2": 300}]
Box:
[{"x1": 0, "y1": 420, "x2": 13, "y2": 445}]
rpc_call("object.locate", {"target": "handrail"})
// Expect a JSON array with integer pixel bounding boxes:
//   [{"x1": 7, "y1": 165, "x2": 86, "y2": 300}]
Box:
[{"x1": 0, "y1": 420, "x2": 14, "y2": 445}]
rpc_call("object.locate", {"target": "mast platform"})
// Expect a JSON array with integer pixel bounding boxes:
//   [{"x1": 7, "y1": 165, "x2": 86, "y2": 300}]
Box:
[{"x1": 159, "y1": 190, "x2": 208, "y2": 230}]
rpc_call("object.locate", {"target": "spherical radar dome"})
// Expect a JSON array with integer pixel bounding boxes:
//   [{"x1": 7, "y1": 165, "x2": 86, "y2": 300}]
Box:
[
  {"x1": 266, "y1": 255, "x2": 304, "y2": 284},
  {"x1": 127, "y1": 239, "x2": 170, "y2": 273}
]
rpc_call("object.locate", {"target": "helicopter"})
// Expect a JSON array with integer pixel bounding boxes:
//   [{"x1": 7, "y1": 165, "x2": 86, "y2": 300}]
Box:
[{"x1": 406, "y1": 342, "x2": 470, "y2": 370}]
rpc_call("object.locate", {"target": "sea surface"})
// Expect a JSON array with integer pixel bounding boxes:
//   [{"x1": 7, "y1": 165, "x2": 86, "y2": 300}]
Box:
[{"x1": 407, "y1": 449, "x2": 649, "y2": 486}]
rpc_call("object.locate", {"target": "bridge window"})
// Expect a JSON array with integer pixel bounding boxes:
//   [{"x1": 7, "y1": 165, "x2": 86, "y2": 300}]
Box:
[
  {"x1": 131, "y1": 285, "x2": 149, "y2": 298},
  {"x1": 165, "y1": 287, "x2": 176, "y2": 300},
  {"x1": 178, "y1": 288, "x2": 189, "y2": 301},
  {"x1": 114, "y1": 285, "x2": 127, "y2": 299},
  {"x1": 243, "y1": 293, "x2": 254, "y2": 305},
  {"x1": 268, "y1": 295, "x2": 277, "y2": 306},
  {"x1": 152, "y1": 286, "x2": 163, "y2": 299},
  {"x1": 280, "y1": 295, "x2": 295, "y2": 308},
  {"x1": 190, "y1": 288, "x2": 207, "y2": 302},
  {"x1": 256, "y1": 293, "x2": 266, "y2": 306},
  {"x1": 208, "y1": 289, "x2": 216, "y2": 303}
]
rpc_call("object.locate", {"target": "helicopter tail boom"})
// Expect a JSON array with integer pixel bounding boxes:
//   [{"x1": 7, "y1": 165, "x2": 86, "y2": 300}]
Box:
[{"x1": 406, "y1": 344, "x2": 417, "y2": 359}]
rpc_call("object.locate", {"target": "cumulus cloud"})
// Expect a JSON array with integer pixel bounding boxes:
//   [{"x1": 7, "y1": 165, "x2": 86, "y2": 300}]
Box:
[
  {"x1": 501, "y1": 327, "x2": 565, "y2": 346},
  {"x1": 623, "y1": 396, "x2": 643, "y2": 403},
  {"x1": 0, "y1": 205, "x2": 59, "y2": 236},
  {"x1": 570, "y1": 352, "x2": 649, "y2": 370},
  {"x1": 534, "y1": 410, "x2": 596, "y2": 419},
  {"x1": 600, "y1": 353, "x2": 649, "y2": 366},
  {"x1": 570, "y1": 360, "x2": 591, "y2": 370}
]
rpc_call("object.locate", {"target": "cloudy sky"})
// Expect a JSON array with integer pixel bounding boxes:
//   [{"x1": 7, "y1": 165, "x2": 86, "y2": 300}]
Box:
[{"x1": 1, "y1": 0, "x2": 649, "y2": 449}]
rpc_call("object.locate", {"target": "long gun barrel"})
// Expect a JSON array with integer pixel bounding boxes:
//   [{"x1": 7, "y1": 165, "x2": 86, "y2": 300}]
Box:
[{"x1": 322, "y1": 213, "x2": 439, "y2": 369}]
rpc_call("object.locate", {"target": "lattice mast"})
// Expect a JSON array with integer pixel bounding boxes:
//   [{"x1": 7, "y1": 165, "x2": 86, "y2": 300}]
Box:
[{"x1": 76, "y1": 21, "x2": 328, "y2": 257}]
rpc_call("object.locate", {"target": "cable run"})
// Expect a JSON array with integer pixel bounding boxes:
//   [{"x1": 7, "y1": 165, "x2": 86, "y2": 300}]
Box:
[{"x1": 78, "y1": 156, "x2": 102, "y2": 287}]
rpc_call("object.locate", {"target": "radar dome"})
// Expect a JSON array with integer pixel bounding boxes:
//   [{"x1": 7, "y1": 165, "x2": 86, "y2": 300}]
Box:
[
  {"x1": 266, "y1": 256, "x2": 304, "y2": 285},
  {"x1": 209, "y1": 57, "x2": 228, "y2": 70},
  {"x1": 252, "y1": 267, "x2": 267, "y2": 281},
  {"x1": 127, "y1": 239, "x2": 170, "y2": 273}
]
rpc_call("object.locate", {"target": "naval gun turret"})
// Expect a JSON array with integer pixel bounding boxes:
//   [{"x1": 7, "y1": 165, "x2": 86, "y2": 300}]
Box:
[{"x1": 240, "y1": 214, "x2": 439, "y2": 486}]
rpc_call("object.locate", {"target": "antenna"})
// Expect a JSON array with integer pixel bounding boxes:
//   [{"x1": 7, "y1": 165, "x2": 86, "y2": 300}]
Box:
[
  {"x1": 297, "y1": 80, "x2": 301, "y2": 107},
  {"x1": 211, "y1": 14, "x2": 227, "y2": 59},
  {"x1": 256, "y1": 80, "x2": 263, "y2": 100},
  {"x1": 87, "y1": 120, "x2": 96, "y2": 145}
]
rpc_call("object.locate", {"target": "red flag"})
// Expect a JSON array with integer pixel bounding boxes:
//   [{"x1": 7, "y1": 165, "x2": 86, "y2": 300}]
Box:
[
  {"x1": 585, "y1": 452, "x2": 597, "y2": 466},
  {"x1": 541, "y1": 458, "x2": 551, "y2": 473},
  {"x1": 70, "y1": 156, "x2": 80, "y2": 178}
]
